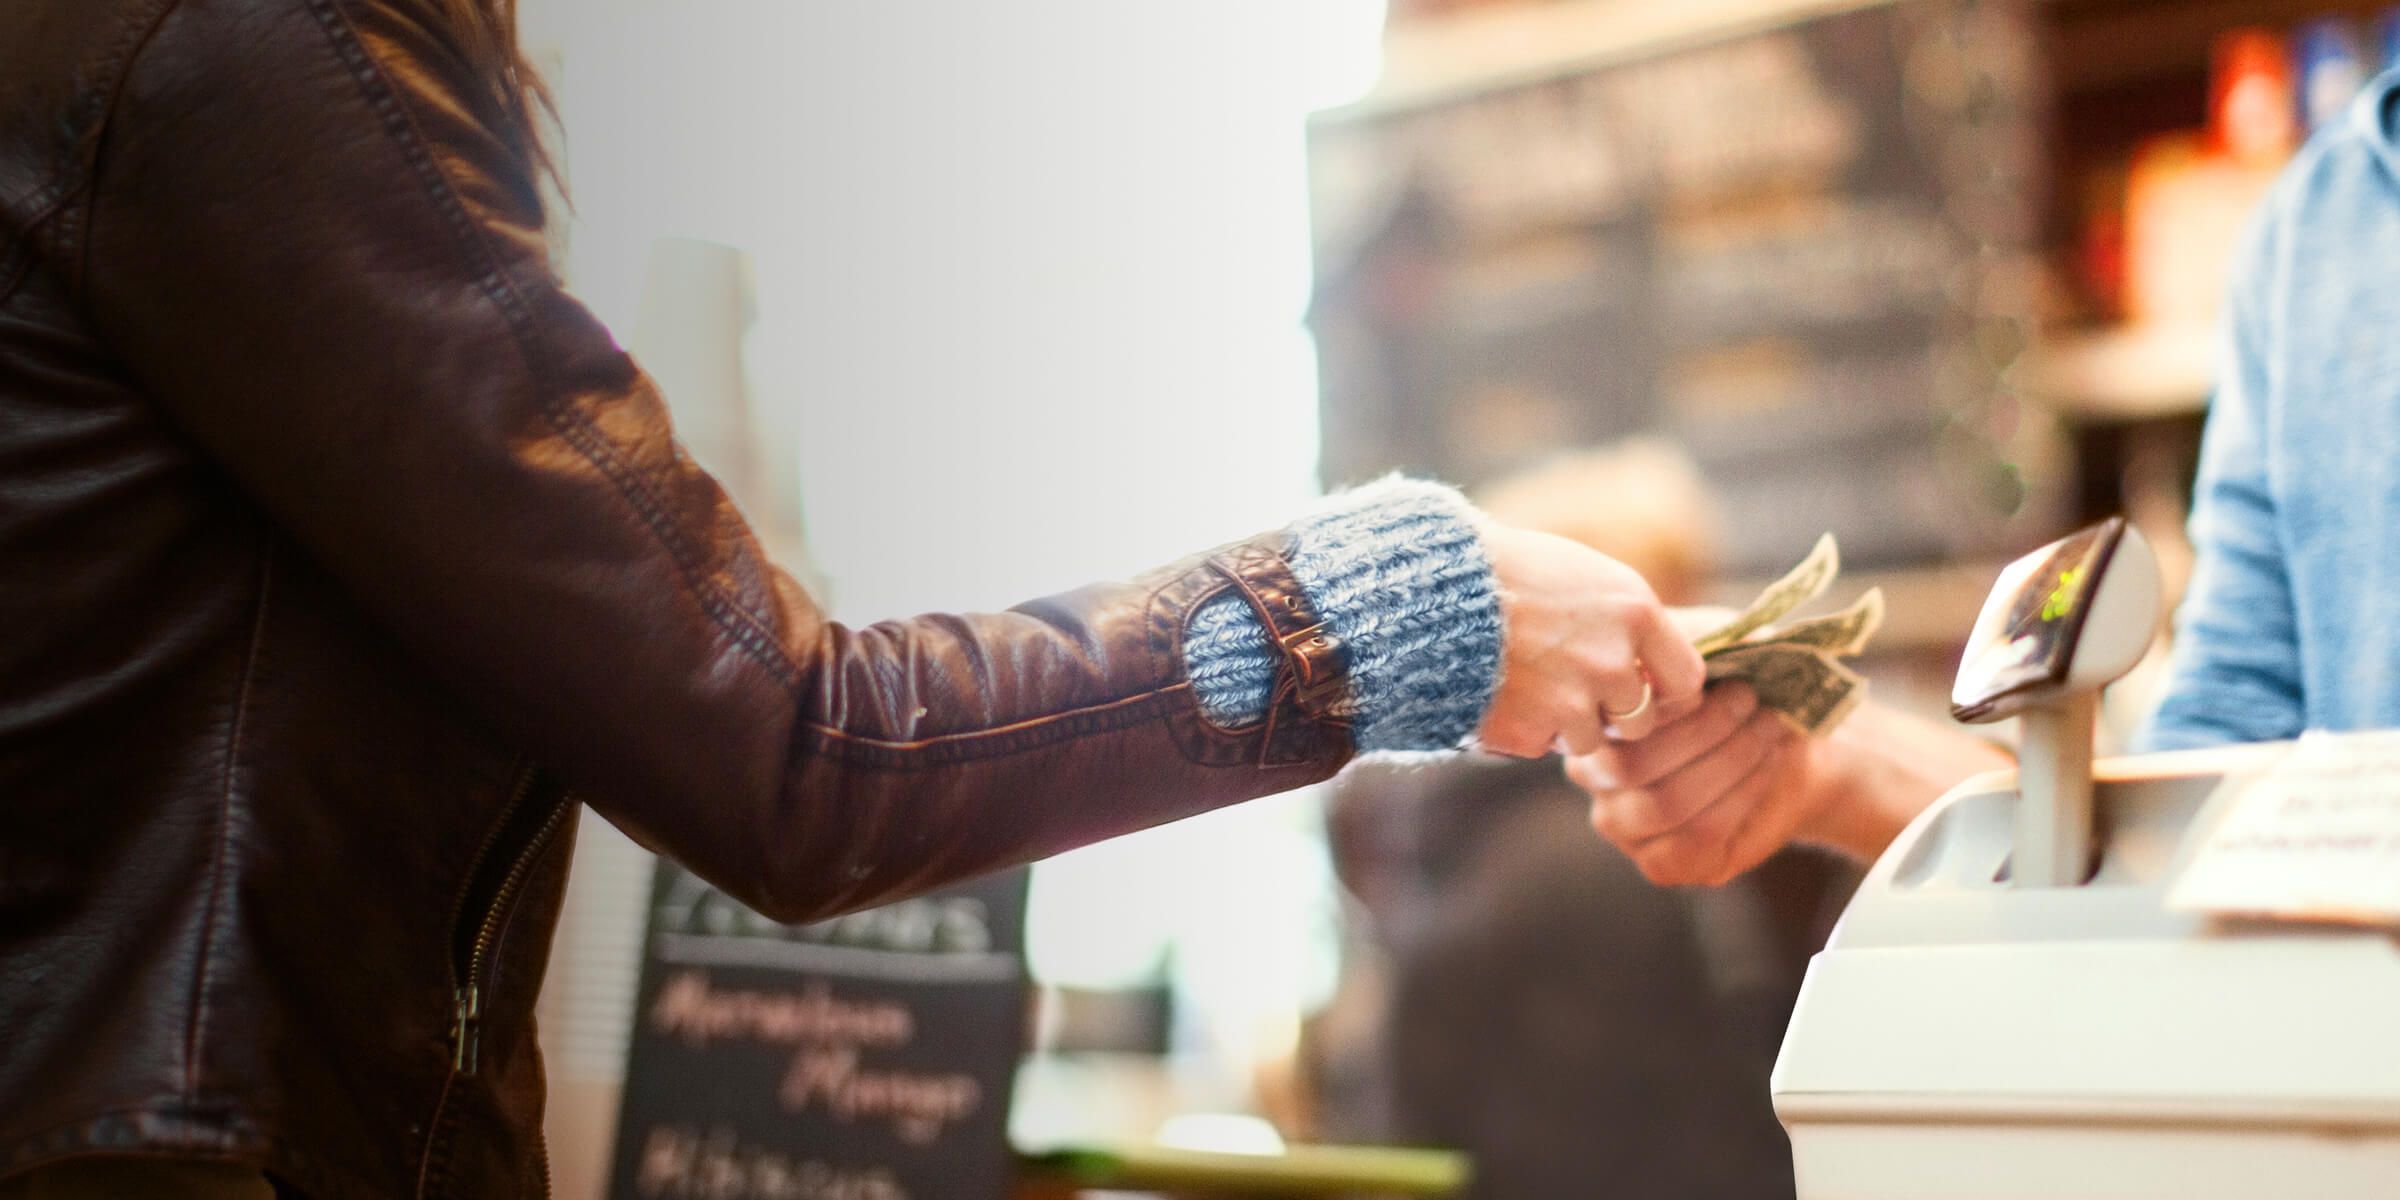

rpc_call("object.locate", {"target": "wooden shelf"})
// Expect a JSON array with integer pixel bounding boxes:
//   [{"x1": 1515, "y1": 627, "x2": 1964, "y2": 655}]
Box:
[
  {"x1": 2014, "y1": 324, "x2": 2215, "y2": 424},
  {"x1": 1336, "y1": 0, "x2": 2380, "y2": 121},
  {"x1": 1318, "y1": 0, "x2": 1900, "y2": 123},
  {"x1": 2045, "y1": 0, "x2": 2397, "y2": 95}
]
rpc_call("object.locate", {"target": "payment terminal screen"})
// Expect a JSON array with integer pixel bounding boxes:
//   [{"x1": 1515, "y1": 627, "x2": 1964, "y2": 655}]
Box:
[{"x1": 1950, "y1": 518, "x2": 2123, "y2": 721}]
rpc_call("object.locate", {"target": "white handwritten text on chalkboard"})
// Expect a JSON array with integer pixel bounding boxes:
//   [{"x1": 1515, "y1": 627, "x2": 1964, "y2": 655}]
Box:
[
  {"x1": 652, "y1": 973, "x2": 913, "y2": 1049},
  {"x1": 637, "y1": 1124, "x2": 906, "y2": 1200},
  {"x1": 649, "y1": 969, "x2": 984, "y2": 1143}
]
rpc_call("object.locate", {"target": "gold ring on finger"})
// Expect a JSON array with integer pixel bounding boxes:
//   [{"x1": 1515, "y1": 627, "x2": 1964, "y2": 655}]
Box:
[{"x1": 1603, "y1": 676, "x2": 1653, "y2": 724}]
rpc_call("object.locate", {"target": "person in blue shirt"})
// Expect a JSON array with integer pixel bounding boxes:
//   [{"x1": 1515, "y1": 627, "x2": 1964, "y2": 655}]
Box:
[{"x1": 1569, "y1": 70, "x2": 2400, "y2": 884}]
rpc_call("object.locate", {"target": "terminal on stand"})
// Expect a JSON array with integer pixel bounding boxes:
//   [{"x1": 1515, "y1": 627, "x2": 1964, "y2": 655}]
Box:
[{"x1": 1774, "y1": 518, "x2": 2400, "y2": 1199}]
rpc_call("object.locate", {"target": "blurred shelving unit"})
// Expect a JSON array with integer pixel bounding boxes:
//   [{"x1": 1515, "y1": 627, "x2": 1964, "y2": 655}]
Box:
[
  {"x1": 1312, "y1": 0, "x2": 2380, "y2": 655},
  {"x1": 2044, "y1": 0, "x2": 2397, "y2": 93},
  {"x1": 1330, "y1": 0, "x2": 1903, "y2": 119},
  {"x1": 1350, "y1": 0, "x2": 2392, "y2": 116},
  {"x1": 1310, "y1": 0, "x2": 2058, "y2": 596},
  {"x1": 2016, "y1": 323, "x2": 2214, "y2": 424}
]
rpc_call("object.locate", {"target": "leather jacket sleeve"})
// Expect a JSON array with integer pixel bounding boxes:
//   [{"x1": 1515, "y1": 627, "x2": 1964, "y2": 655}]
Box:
[{"x1": 73, "y1": 0, "x2": 1354, "y2": 922}]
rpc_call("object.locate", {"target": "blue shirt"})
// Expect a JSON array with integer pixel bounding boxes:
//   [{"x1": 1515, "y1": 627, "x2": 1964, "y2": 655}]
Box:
[{"x1": 2143, "y1": 72, "x2": 2400, "y2": 750}]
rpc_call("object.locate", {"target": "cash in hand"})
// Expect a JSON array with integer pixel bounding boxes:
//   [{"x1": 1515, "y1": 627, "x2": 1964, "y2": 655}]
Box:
[{"x1": 1694, "y1": 534, "x2": 1882, "y2": 736}]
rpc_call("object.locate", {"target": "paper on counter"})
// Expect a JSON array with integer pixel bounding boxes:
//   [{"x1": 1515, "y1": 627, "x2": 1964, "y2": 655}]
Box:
[{"x1": 2167, "y1": 729, "x2": 2400, "y2": 925}]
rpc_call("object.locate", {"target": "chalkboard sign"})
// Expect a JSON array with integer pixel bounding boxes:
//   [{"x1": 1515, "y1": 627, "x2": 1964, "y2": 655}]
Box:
[{"x1": 608, "y1": 863, "x2": 1031, "y2": 1200}]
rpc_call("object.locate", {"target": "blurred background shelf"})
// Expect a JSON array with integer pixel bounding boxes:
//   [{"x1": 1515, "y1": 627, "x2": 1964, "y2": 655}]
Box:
[
  {"x1": 1326, "y1": 0, "x2": 1896, "y2": 121},
  {"x1": 2018, "y1": 324, "x2": 2215, "y2": 424},
  {"x1": 1318, "y1": 0, "x2": 2373, "y2": 583},
  {"x1": 2046, "y1": 0, "x2": 2400, "y2": 92},
  {"x1": 1345, "y1": 0, "x2": 2398, "y2": 123}
]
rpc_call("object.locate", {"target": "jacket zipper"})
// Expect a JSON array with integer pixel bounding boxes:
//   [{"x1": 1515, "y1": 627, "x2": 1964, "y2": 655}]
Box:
[
  {"x1": 446, "y1": 766, "x2": 571, "y2": 1077},
  {"x1": 419, "y1": 765, "x2": 571, "y2": 1199}
]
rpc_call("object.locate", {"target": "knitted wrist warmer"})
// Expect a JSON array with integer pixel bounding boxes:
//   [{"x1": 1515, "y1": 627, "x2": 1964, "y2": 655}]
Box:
[{"x1": 1182, "y1": 477, "x2": 1503, "y2": 752}]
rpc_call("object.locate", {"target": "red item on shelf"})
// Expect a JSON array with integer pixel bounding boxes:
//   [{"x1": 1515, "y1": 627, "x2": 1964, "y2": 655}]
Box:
[{"x1": 2210, "y1": 28, "x2": 2299, "y2": 165}]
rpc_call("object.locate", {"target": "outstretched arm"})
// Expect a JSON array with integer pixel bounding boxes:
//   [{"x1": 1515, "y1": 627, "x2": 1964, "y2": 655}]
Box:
[{"x1": 79, "y1": 0, "x2": 1696, "y2": 922}]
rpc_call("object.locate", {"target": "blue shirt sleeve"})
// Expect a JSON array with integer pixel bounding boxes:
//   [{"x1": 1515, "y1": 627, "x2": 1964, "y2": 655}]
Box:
[{"x1": 2138, "y1": 208, "x2": 2309, "y2": 752}]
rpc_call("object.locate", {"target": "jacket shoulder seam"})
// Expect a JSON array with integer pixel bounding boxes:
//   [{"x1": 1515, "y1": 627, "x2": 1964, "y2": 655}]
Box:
[
  {"x1": 302, "y1": 0, "x2": 809, "y2": 690},
  {"x1": 2, "y1": 0, "x2": 182, "y2": 306}
]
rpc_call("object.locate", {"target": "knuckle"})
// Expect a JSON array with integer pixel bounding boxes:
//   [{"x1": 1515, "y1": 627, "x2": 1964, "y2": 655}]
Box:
[
  {"x1": 1611, "y1": 748, "x2": 1660, "y2": 788},
  {"x1": 1570, "y1": 758, "x2": 1626, "y2": 794},
  {"x1": 1541, "y1": 699, "x2": 1589, "y2": 739},
  {"x1": 1650, "y1": 783, "x2": 1708, "y2": 830},
  {"x1": 1563, "y1": 756, "x2": 1600, "y2": 790},
  {"x1": 1588, "y1": 809, "x2": 1615, "y2": 841},
  {"x1": 1700, "y1": 696, "x2": 1749, "y2": 740},
  {"x1": 1618, "y1": 760, "x2": 1670, "y2": 796},
  {"x1": 1588, "y1": 802, "x2": 1632, "y2": 844},
  {"x1": 1635, "y1": 839, "x2": 1701, "y2": 886},
  {"x1": 1687, "y1": 799, "x2": 1737, "y2": 843},
  {"x1": 1589, "y1": 556, "x2": 1640, "y2": 591},
  {"x1": 1680, "y1": 715, "x2": 1756, "y2": 763},
  {"x1": 1660, "y1": 650, "x2": 1707, "y2": 693},
  {"x1": 1615, "y1": 789, "x2": 1672, "y2": 839},
  {"x1": 1635, "y1": 605, "x2": 1670, "y2": 635},
  {"x1": 1583, "y1": 640, "x2": 1637, "y2": 679}
]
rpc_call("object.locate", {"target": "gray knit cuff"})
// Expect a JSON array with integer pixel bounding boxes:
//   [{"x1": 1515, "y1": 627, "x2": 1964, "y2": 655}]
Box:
[{"x1": 1182, "y1": 477, "x2": 1503, "y2": 752}]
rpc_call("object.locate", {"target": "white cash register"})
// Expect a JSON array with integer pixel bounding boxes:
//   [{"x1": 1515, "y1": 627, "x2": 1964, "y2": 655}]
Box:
[{"x1": 1773, "y1": 518, "x2": 2400, "y2": 1199}]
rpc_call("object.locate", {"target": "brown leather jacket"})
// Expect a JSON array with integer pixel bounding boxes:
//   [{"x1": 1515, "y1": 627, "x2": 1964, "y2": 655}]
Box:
[{"x1": 0, "y1": 1, "x2": 1355, "y2": 1195}]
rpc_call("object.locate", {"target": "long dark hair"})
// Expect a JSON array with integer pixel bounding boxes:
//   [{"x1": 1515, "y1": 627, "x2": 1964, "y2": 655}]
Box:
[{"x1": 436, "y1": 0, "x2": 563, "y2": 204}]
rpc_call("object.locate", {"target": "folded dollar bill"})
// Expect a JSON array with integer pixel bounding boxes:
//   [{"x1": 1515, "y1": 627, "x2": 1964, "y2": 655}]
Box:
[{"x1": 1694, "y1": 534, "x2": 1882, "y2": 736}]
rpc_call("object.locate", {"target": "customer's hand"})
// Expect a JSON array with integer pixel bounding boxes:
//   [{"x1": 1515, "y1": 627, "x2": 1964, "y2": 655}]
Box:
[
  {"x1": 1474, "y1": 523, "x2": 1706, "y2": 756},
  {"x1": 1567, "y1": 692, "x2": 2013, "y2": 885}
]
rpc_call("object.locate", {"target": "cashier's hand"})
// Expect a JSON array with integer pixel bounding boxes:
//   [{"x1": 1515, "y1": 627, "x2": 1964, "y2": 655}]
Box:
[
  {"x1": 1566, "y1": 683, "x2": 1823, "y2": 886},
  {"x1": 1473, "y1": 523, "x2": 1706, "y2": 756},
  {"x1": 1568, "y1": 690, "x2": 2015, "y2": 886}
]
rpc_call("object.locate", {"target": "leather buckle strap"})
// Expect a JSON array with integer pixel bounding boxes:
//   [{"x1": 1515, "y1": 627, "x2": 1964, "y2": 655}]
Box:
[{"x1": 1208, "y1": 544, "x2": 1349, "y2": 722}]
